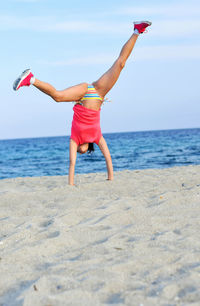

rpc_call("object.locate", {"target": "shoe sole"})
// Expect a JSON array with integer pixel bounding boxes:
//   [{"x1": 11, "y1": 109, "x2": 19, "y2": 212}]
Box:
[
  {"x1": 13, "y1": 69, "x2": 31, "y2": 91},
  {"x1": 133, "y1": 21, "x2": 152, "y2": 26}
]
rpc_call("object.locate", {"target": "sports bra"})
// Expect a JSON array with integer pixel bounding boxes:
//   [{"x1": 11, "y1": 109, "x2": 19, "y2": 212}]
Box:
[{"x1": 80, "y1": 85, "x2": 103, "y2": 102}]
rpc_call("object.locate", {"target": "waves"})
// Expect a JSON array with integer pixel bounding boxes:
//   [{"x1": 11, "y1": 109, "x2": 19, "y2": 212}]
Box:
[{"x1": 1, "y1": 128, "x2": 200, "y2": 179}]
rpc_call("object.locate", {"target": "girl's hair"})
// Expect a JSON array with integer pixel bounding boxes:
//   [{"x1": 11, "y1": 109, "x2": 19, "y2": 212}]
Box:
[{"x1": 87, "y1": 143, "x2": 94, "y2": 154}]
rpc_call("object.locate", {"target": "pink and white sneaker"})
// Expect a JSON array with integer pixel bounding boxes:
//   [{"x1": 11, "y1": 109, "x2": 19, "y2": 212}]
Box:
[
  {"x1": 133, "y1": 21, "x2": 152, "y2": 34},
  {"x1": 13, "y1": 69, "x2": 34, "y2": 91}
]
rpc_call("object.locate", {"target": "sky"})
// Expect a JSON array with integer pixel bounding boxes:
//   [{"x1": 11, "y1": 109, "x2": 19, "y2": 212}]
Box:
[{"x1": 1, "y1": 0, "x2": 200, "y2": 139}]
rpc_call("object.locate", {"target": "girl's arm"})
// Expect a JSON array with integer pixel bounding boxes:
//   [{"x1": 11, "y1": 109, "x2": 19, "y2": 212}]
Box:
[
  {"x1": 98, "y1": 136, "x2": 114, "y2": 180},
  {"x1": 68, "y1": 139, "x2": 78, "y2": 185}
]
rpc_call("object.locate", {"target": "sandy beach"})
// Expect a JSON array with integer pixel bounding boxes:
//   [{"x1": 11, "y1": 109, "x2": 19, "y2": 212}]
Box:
[{"x1": 0, "y1": 165, "x2": 200, "y2": 305}]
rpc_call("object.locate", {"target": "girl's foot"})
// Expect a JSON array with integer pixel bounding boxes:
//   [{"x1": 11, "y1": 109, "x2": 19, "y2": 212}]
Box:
[
  {"x1": 13, "y1": 69, "x2": 34, "y2": 91},
  {"x1": 133, "y1": 21, "x2": 152, "y2": 34}
]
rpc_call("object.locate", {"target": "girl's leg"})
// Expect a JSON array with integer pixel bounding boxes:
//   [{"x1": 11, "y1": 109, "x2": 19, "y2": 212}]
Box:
[
  {"x1": 93, "y1": 33, "x2": 138, "y2": 98},
  {"x1": 33, "y1": 79, "x2": 88, "y2": 102}
]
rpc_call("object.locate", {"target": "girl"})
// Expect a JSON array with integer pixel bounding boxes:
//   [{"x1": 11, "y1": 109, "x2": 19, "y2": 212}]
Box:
[{"x1": 13, "y1": 21, "x2": 152, "y2": 185}]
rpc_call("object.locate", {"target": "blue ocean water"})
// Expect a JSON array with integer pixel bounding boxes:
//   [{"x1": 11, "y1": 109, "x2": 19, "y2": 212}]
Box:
[{"x1": 0, "y1": 128, "x2": 200, "y2": 180}]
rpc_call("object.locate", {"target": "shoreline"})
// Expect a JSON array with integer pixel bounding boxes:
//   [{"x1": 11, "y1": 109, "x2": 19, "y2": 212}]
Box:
[
  {"x1": 1, "y1": 163, "x2": 200, "y2": 183},
  {"x1": 1, "y1": 165, "x2": 200, "y2": 305}
]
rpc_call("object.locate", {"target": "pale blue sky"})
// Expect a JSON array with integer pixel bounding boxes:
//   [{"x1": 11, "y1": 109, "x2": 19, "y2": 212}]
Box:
[{"x1": 1, "y1": 0, "x2": 200, "y2": 139}]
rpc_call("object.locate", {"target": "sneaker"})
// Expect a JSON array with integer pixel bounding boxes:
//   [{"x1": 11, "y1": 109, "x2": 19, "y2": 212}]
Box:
[
  {"x1": 13, "y1": 69, "x2": 34, "y2": 91},
  {"x1": 133, "y1": 21, "x2": 152, "y2": 34}
]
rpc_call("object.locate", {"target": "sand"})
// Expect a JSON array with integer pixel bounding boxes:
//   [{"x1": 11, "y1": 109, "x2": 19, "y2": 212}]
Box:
[{"x1": 0, "y1": 165, "x2": 200, "y2": 306}]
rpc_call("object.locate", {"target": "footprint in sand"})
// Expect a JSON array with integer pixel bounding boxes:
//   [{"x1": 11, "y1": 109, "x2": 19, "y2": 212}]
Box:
[{"x1": 39, "y1": 219, "x2": 54, "y2": 228}]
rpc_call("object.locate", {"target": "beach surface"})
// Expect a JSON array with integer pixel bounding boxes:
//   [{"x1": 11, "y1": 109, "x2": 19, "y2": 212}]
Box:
[{"x1": 0, "y1": 165, "x2": 200, "y2": 305}]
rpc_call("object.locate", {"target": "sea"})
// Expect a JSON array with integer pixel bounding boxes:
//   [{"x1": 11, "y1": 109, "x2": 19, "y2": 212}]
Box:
[{"x1": 0, "y1": 128, "x2": 200, "y2": 180}]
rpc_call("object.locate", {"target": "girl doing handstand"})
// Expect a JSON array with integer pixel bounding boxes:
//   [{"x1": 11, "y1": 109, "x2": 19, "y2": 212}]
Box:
[{"x1": 13, "y1": 21, "x2": 152, "y2": 185}]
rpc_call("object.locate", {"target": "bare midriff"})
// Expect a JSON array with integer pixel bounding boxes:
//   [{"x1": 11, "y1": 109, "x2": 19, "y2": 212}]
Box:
[
  {"x1": 75, "y1": 84, "x2": 104, "y2": 110},
  {"x1": 80, "y1": 99, "x2": 103, "y2": 111}
]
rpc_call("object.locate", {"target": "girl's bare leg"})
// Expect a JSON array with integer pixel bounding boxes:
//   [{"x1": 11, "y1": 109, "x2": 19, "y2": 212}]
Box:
[
  {"x1": 93, "y1": 33, "x2": 139, "y2": 98},
  {"x1": 33, "y1": 79, "x2": 88, "y2": 102}
]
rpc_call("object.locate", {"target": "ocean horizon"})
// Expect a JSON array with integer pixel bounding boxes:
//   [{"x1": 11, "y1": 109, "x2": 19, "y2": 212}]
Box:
[{"x1": 0, "y1": 127, "x2": 200, "y2": 180}]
